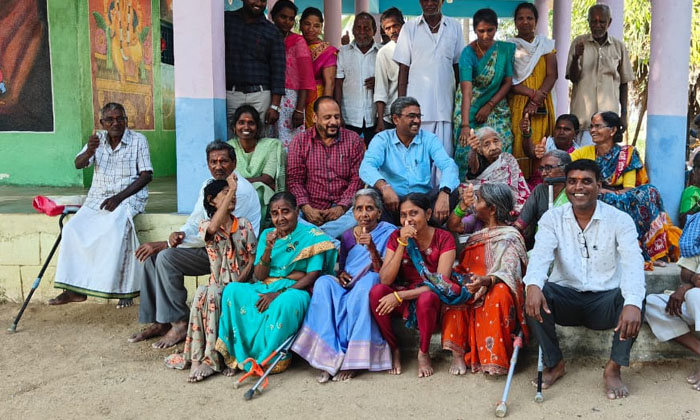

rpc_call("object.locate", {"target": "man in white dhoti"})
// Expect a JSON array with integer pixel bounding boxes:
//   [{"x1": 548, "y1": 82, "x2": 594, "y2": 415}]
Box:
[
  {"x1": 49, "y1": 103, "x2": 153, "y2": 309},
  {"x1": 645, "y1": 256, "x2": 700, "y2": 391}
]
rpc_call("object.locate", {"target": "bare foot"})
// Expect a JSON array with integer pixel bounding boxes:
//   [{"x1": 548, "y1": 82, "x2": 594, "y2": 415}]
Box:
[
  {"x1": 603, "y1": 360, "x2": 629, "y2": 399},
  {"x1": 388, "y1": 348, "x2": 402, "y2": 375},
  {"x1": 128, "y1": 323, "x2": 171, "y2": 343},
  {"x1": 152, "y1": 321, "x2": 187, "y2": 349},
  {"x1": 531, "y1": 360, "x2": 566, "y2": 389},
  {"x1": 417, "y1": 350, "x2": 433, "y2": 378},
  {"x1": 317, "y1": 370, "x2": 331, "y2": 384},
  {"x1": 686, "y1": 368, "x2": 700, "y2": 384},
  {"x1": 449, "y1": 351, "x2": 467, "y2": 375},
  {"x1": 653, "y1": 260, "x2": 667, "y2": 267},
  {"x1": 188, "y1": 361, "x2": 215, "y2": 383},
  {"x1": 48, "y1": 290, "x2": 87, "y2": 305},
  {"x1": 222, "y1": 367, "x2": 238, "y2": 377},
  {"x1": 333, "y1": 370, "x2": 356, "y2": 382},
  {"x1": 116, "y1": 298, "x2": 133, "y2": 309}
]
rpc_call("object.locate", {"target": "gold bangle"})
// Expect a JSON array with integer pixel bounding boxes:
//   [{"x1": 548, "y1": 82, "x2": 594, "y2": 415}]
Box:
[
  {"x1": 393, "y1": 291, "x2": 403, "y2": 304},
  {"x1": 396, "y1": 238, "x2": 408, "y2": 247}
]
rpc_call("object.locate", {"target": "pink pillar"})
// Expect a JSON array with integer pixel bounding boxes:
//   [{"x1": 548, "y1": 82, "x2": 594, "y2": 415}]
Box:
[
  {"x1": 324, "y1": 0, "x2": 342, "y2": 47},
  {"x1": 552, "y1": 0, "x2": 572, "y2": 117},
  {"x1": 535, "y1": 0, "x2": 549, "y2": 36},
  {"x1": 597, "y1": 0, "x2": 624, "y2": 40},
  {"x1": 267, "y1": 0, "x2": 278, "y2": 21},
  {"x1": 355, "y1": 0, "x2": 369, "y2": 12}
]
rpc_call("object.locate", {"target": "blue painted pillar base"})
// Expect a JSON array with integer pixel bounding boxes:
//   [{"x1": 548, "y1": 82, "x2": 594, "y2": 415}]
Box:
[
  {"x1": 175, "y1": 97, "x2": 228, "y2": 213},
  {"x1": 646, "y1": 114, "x2": 687, "y2": 225}
]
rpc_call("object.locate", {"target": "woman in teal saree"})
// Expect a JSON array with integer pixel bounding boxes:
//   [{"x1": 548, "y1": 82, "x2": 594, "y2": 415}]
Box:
[{"x1": 216, "y1": 192, "x2": 337, "y2": 374}]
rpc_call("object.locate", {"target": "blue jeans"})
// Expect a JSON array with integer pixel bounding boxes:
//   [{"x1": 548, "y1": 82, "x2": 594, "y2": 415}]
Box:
[{"x1": 298, "y1": 207, "x2": 357, "y2": 247}]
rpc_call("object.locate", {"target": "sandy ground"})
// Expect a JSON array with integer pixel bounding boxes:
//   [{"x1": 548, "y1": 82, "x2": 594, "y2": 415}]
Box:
[{"x1": 1, "y1": 302, "x2": 699, "y2": 420}]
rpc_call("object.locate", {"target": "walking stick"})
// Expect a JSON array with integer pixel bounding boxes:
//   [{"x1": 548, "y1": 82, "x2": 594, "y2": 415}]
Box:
[
  {"x1": 495, "y1": 331, "x2": 524, "y2": 417},
  {"x1": 535, "y1": 347, "x2": 544, "y2": 402},
  {"x1": 8, "y1": 206, "x2": 79, "y2": 333}
]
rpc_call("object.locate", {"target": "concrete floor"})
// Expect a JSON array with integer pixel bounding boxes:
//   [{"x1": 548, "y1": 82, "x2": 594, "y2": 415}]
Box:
[{"x1": 0, "y1": 176, "x2": 178, "y2": 213}]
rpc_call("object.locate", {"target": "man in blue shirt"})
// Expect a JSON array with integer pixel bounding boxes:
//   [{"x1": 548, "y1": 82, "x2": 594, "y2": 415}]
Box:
[{"x1": 359, "y1": 96, "x2": 460, "y2": 224}]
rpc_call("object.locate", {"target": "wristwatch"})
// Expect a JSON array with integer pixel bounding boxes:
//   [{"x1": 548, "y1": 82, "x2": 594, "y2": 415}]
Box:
[
  {"x1": 269, "y1": 104, "x2": 281, "y2": 112},
  {"x1": 440, "y1": 186, "x2": 451, "y2": 195}
]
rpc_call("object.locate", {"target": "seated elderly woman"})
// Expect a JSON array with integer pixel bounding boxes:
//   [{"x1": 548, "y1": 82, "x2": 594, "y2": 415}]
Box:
[
  {"x1": 293, "y1": 189, "x2": 395, "y2": 383},
  {"x1": 227, "y1": 105, "x2": 285, "y2": 221},
  {"x1": 570, "y1": 111, "x2": 681, "y2": 266},
  {"x1": 215, "y1": 192, "x2": 337, "y2": 374},
  {"x1": 463, "y1": 127, "x2": 530, "y2": 212},
  {"x1": 165, "y1": 174, "x2": 257, "y2": 382},
  {"x1": 443, "y1": 182, "x2": 529, "y2": 376},
  {"x1": 369, "y1": 193, "x2": 457, "y2": 378},
  {"x1": 514, "y1": 149, "x2": 571, "y2": 248}
]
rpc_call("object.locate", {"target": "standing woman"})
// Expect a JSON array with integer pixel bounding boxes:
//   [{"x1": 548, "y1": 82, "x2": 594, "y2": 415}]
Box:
[
  {"x1": 300, "y1": 7, "x2": 338, "y2": 128},
  {"x1": 270, "y1": 1, "x2": 315, "y2": 149},
  {"x1": 453, "y1": 8, "x2": 515, "y2": 180},
  {"x1": 508, "y1": 2, "x2": 557, "y2": 182}
]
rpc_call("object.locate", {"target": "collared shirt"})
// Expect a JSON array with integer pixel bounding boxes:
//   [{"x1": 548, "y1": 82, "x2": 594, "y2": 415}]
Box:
[
  {"x1": 224, "y1": 9, "x2": 286, "y2": 95},
  {"x1": 359, "y1": 128, "x2": 459, "y2": 196},
  {"x1": 286, "y1": 127, "x2": 365, "y2": 210},
  {"x1": 566, "y1": 34, "x2": 633, "y2": 131},
  {"x1": 374, "y1": 40, "x2": 399, "y2": 123},
  {"x1": 79, "y1": 129, "x2": 152, "y2": 214},
  {"x1": 393, "y1": 15, "x2": 463, "y2": 122},
  {"x1": 544, "y1": 135, "x2": 592, "y2": 152},
  {"x1": 524, "y1": 201, "x2": 645, "y2": 309},
  {"x1": 336, "y1": 41, "x2": 380, "y2": 127},
  {"x1": 179, "y1": 172, "x2": 261, "y2": 248}
]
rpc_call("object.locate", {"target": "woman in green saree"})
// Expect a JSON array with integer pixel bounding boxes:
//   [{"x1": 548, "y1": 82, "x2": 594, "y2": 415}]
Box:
[
  {"x1": 216, "y1": 192, "x2": 337, "y2": 374},
  {"x1": 453, "y1": 8, "x2": 515, "y2": 180},
  {"x1": 228, "y1": 105, "x2": 285, "y2": 223}
]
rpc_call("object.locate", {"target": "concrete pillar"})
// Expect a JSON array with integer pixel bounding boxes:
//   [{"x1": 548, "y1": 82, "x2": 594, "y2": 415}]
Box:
[
  {"x1": 646, "y1": 0, "x2": 692, "y2": 224},
  {"x1": 324, "y1": 0, "x2": 342, "y2": 47},
  {"x1": 267, "y1": 0, "x2": 278, "y2": 21},
  {"x1": 355, "y1": 0, "x2": 369, "y2": 13},
  {"x1": 597, "y1": 0, "x2": 624, "y2": 40},
  {"x1": 552, "y1": 0, "x2": 572, "y2": 117},
  {"x1": 173, "y1": 0, "x2": 227, "y2": 213},
  {"x1": 535, "y1": 0, "x2": 549, "y2": 37}
]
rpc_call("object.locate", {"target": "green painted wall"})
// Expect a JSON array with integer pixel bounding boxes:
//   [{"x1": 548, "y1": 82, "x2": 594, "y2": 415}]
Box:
[{"x1": 0, "y1": 0, "x2": 176, "y2": 187}]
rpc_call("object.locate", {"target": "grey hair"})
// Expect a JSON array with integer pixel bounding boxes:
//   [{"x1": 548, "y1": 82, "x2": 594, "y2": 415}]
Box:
[
  {"x1": 100, "y1": 102, "x2": 126, "y2": 119},
  {"x1": 588, "y1": 4, "x2": 611, "y2": 20},
  {"x1": 205, "y1": 140, "x2": 236, "y2": 162},
  {"x1": 478, "y1": 182, "x2": 516, "y2": 223},
  {"x1": 353, "y1": 188, "x2": 383, "y2": 213},
  {"x1": 475, "y1": 126, "x2": 501, "y2": 144},
  {"x1": 542, "y1": 149, "x2": 572, "y2": 166},
  {"x1": 390, "y1": 96, "x2": 420, "y2": 118}
]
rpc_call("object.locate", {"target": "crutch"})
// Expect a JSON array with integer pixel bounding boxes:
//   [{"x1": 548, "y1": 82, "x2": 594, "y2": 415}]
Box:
[
  {"x1": 235, "y1": 333, "x2": 297, "y2": 400},
  {"x1": 8, "y1": 206, "x2": 79, "y2": 333},
  {"x1": 495, "y1": 331, "x2": 524, "y2": 417}
]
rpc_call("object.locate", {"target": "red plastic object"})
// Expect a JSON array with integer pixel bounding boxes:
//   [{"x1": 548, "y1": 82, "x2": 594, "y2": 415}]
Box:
[{"x1": 32, "y1": 196, "x2": 64, "y2": 217}]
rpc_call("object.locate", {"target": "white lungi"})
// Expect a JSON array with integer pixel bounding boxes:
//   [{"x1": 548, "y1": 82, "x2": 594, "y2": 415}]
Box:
[{"x1": 645, "y1": 289, "x2": 700, "y2": 342}]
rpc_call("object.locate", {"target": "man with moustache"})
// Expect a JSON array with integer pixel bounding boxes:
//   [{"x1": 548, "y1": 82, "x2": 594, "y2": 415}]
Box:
[
  {"x1": 524, "y1": 159, "x2": 645, "y2": 400},
  {"x1": 335, "y1": 12, "x2": 380, "y2": 146},
  {"x1": 128, "y1": 141, "x2": 260, "y2": 349},
  {"x1": 359, "y1": 96, "x2": 460, "y2": 225},
  {"x1": 374, "y1": 7, "x2": 405, "y2": 133},
  {"x1": 394, "y1": 0, "x2": 463, "y2": 157},
  {"x1": 286, "y1": 96, "x2": 365, "y2": 240}
]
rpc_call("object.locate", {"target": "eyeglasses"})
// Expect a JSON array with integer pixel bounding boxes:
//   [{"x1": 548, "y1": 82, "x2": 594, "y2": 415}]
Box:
[
  {"x1": 537, "y1": 164, "x2": 565, "y2": 173},
  {"x1": 400, "y1": 113, "x2": 423, "y2": 120},
  {"x1": 577, "y1": 232, "x2": 590, "y2": 259},
  {"x1": 590, "y1": 123, "x2": 609, "y2": 130},
  {"x1": 102, "y1": 116, "x2": 127, "y2": 125}
]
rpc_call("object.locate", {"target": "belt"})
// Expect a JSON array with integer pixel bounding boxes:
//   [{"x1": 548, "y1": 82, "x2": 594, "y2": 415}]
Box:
[{"x1": 230, "y1": 84, "x2": 269, "y2": 93}]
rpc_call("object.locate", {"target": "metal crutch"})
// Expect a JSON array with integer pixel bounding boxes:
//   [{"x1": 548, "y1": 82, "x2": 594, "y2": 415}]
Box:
[
  {"x1": 495, "y1": 331, "x2": 524, "y2": 417},
  {"x1": 238, "y1": 333, "x2": 297, "y2": 400},
  {"x1": 8, "y1": 206, "x2": 79, "y2": 333}
]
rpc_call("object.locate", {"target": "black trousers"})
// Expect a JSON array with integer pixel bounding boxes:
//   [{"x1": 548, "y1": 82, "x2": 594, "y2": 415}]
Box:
[
  {"x1": 378, "y1": 188, "x2": 460, "y2": 226},
  {"x1": 526, "y1": 282, "x2": 645, "y2": 368},
  {"x1": 346, "y1": 122, "x2": 376, "y2": 147}
]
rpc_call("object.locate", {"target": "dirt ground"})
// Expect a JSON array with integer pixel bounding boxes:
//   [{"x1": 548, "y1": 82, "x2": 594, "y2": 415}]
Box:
[{"x1": 1, "y1": 302, "x2": 699, "y2": 420}]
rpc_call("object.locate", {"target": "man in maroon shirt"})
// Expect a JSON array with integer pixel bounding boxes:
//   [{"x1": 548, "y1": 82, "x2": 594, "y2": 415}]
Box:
[{"x1": 287, "y1": 96, "x2": 365, "y2": 239}]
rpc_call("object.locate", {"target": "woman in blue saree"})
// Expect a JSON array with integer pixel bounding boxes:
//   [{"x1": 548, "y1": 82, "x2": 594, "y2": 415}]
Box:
[
  {"x1": 293, "y1": 189, "x2": 395, "y2": 383},
  {"x1": 453, "y1": 8, "x2": 515, "y2": 180},
  {"x1": 215, "y1": 192, "x2": 337, "y2": 374}
]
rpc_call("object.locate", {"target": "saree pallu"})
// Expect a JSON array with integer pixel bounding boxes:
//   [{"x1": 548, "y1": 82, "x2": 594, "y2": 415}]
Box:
[
  {"x1": 305, "y1": 42, "x2": 338, "y2": 128},
  {"x1": 464, "y1": 153, "x2": 530, "y2": 213},
  {"x1": 454, "y1": 42, "x2": 515, "y2": 180},
  {"x1": 441, "y1": 226, "x2": 528, "y2": 375},
  {"x1": 276, "y1": 34, "x2": 315, "y2": 148},
  {"x1": 292, "y1": 222, "x2": 396, "y2": 375},
  {"x1": 216, "y1": 224, "x2": 337, "y2": 372}
]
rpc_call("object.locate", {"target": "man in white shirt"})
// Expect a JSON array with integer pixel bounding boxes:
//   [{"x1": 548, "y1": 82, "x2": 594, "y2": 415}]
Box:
[
  {"x1": 394, "y1": 0, "x2": 463, "y2": 157},
  {"x1": 129, "y1": 141, "x2": 260, "y2": 349},
  {"x1": 524, "y1": 159, "x2": 645, "y2": 400},
  {"x1": 335, "y1": 12, "x2": 380, "y2": 146},
  {"x1": 373, "y1": 7, "x2": 404, "y2": 133}
]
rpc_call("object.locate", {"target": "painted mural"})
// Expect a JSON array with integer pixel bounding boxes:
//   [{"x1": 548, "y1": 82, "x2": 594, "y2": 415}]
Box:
[
  {"x1": 89, "y1": 0, "x2": 154, "y2": 130},
  {"x1": 161, "y1": 63, "x2": 175, "y2": 130},
  {"x1": 0, "y1": 0, "x2": 54, "y2": 132}
]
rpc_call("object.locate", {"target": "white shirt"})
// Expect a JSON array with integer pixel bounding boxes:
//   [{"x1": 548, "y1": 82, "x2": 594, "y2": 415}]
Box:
[
  {"x1": 544, "y1": 135, "x2": 592, "y2": 152},
  {"x1": 80, "y1": 129, "x2": 153, "y2": 214},
  {"x1": 393, "y1": 15, "x2": 464, "y2": 122},
  {"x1": 524, "y1": 201, "x2": 645, "y2": 309},
  {"x1": 336, "y1": 41, "x2": 380, "y2": 127},
  {"x1": 179, "y1": 171, "x2": 261, "y2": 248},
  {"x1": 374, "y1": 41, "x2": 399, "y2": 123}
]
